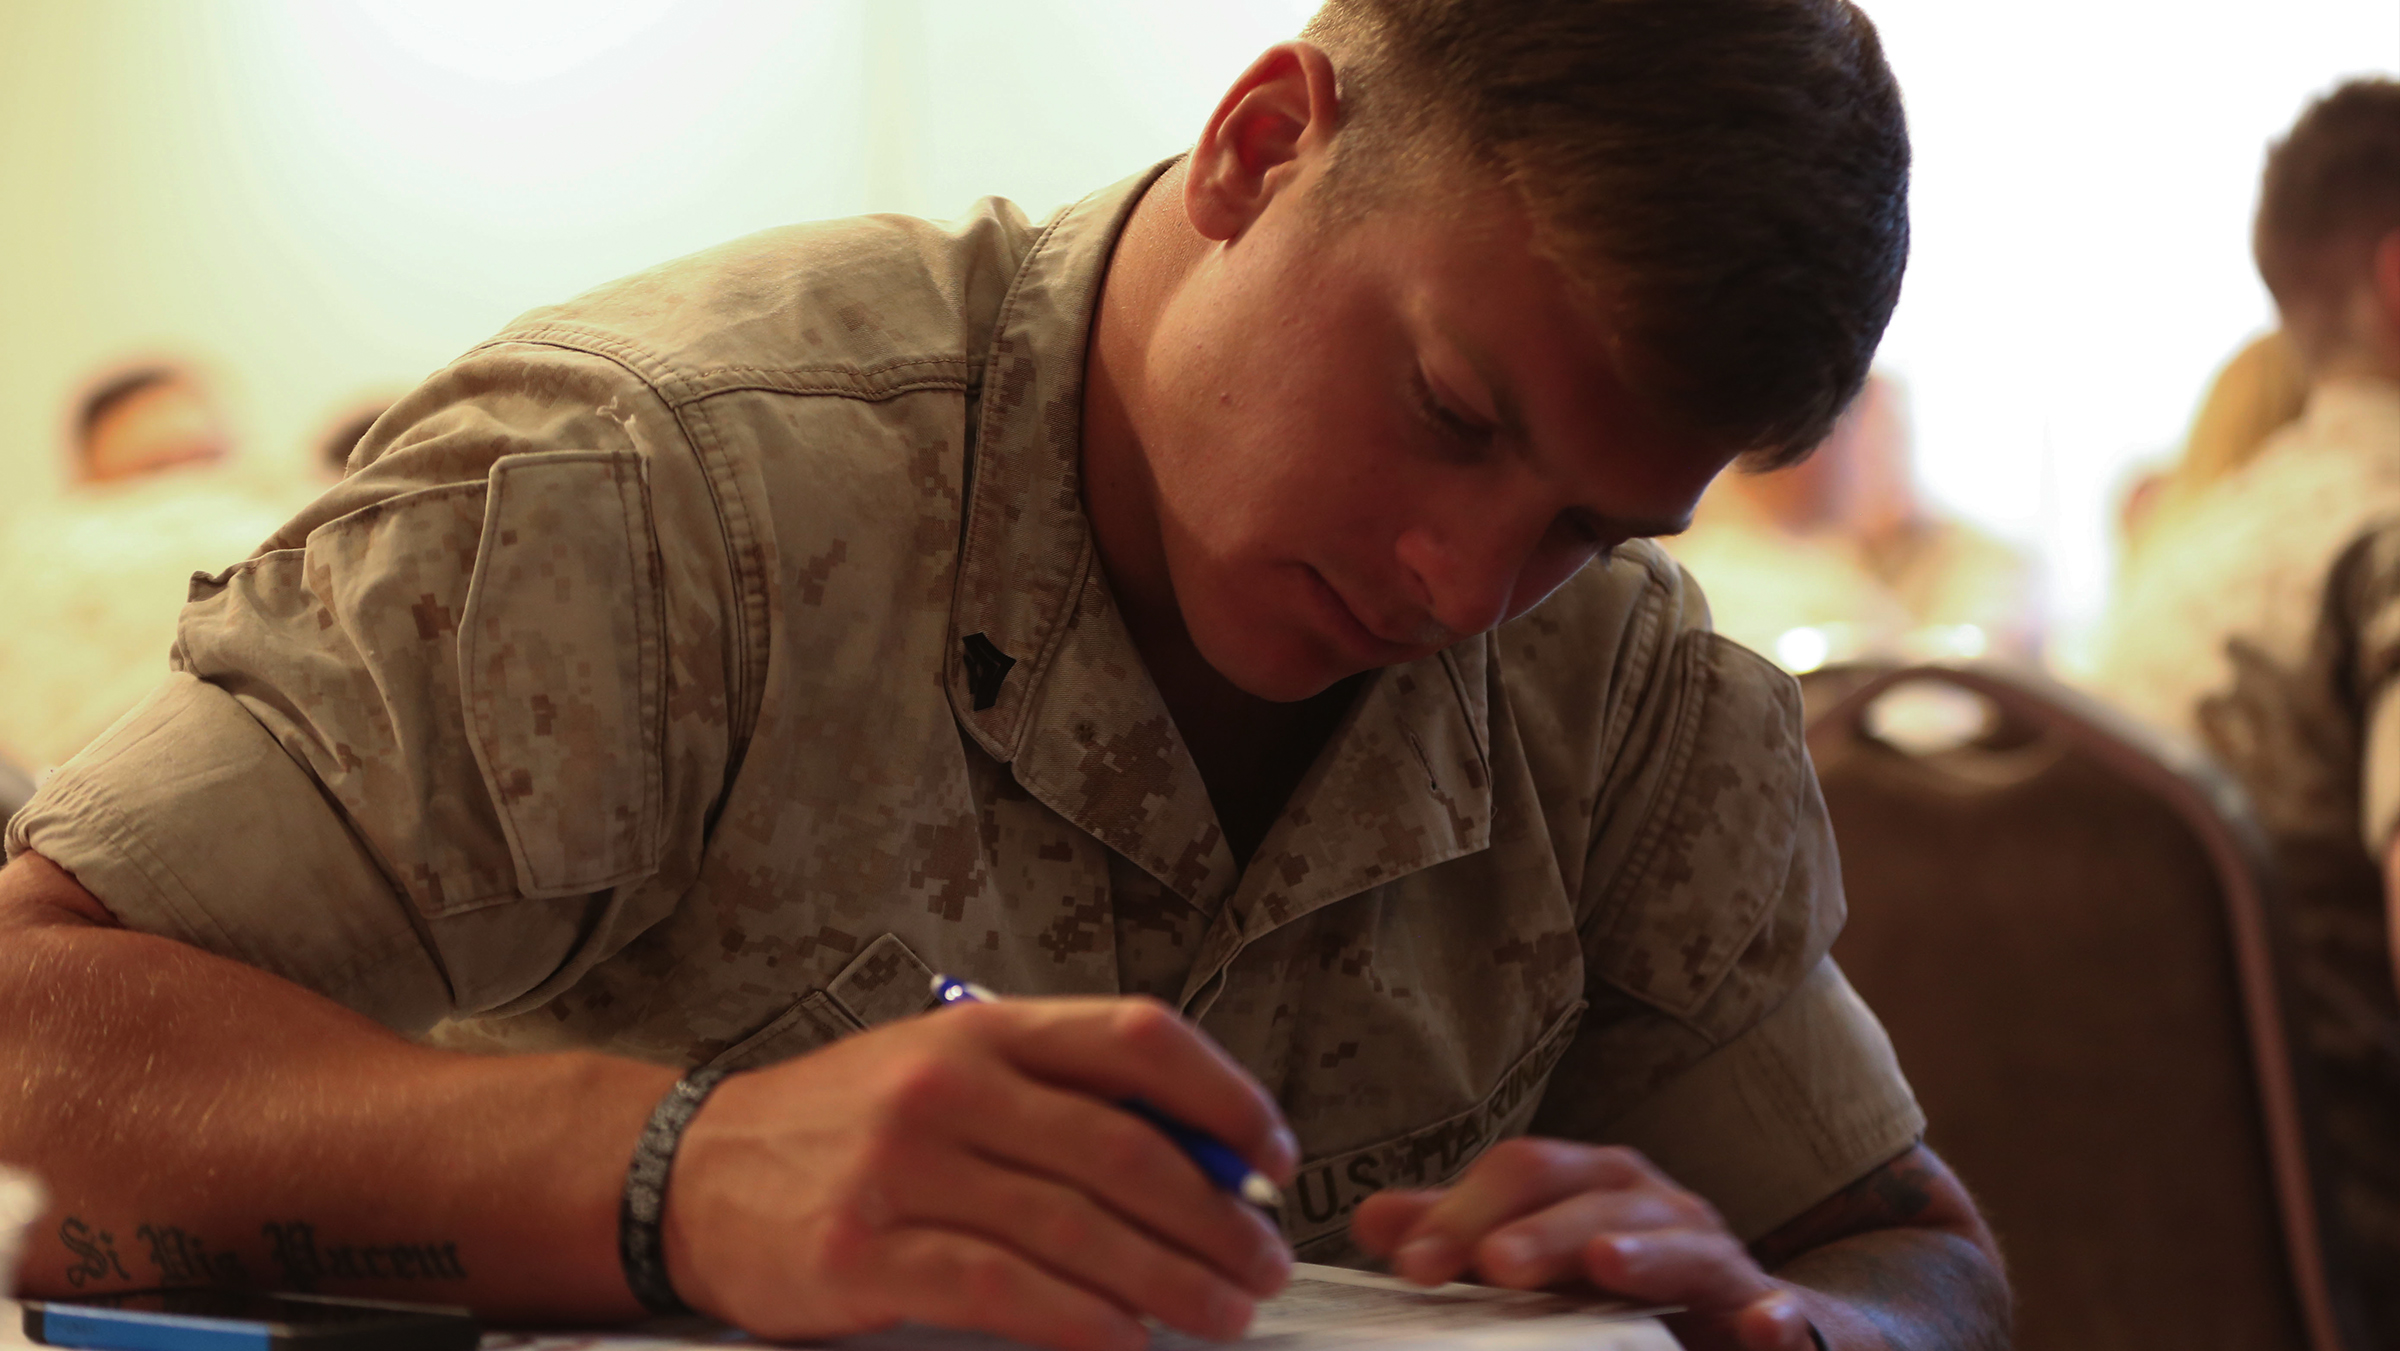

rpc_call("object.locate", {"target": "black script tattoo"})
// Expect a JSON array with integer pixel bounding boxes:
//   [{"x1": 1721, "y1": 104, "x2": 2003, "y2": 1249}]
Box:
[
  {"x1": 58, "y1": 1216, "x2": 133, "y2": 1288},
  {"x1": 1749, "y1": 1147, "x2": 2010, "y2": 1351},
  {"x1": 262, "y1": 1221, "x2": 467, "y2": 1290},
  {"x1": 1752, "y1": 1147, "x2": 1943, "y2": 1270},
  {"x1": 135, "y1": 1223, "x2": 247, "y2": 1286},
  {"x1": 1771, "y1": 1229, "x2": 2010, "y2": 1351}
]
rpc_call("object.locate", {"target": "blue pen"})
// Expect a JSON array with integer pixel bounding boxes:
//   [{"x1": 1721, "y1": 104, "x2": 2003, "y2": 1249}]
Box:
[{"x1": 930, "y1": 974, "x2": 1283, "y2": 1210}]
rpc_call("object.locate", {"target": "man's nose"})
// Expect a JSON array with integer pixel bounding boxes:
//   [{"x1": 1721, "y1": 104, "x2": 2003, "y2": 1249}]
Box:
[{"x1": 1392, "y1": 516, "x2": 1541, "y2": 640}]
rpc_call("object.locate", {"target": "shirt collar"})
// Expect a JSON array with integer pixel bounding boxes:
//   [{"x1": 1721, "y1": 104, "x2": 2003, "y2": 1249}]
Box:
[{"x1": 945, "y1": 161, "x2": 1168, "y2": 750}]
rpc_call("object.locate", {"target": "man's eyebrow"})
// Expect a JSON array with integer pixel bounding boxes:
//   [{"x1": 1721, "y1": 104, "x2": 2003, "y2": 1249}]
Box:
[
  {"x1": 1432, "y1": 318, "x2": 1699, "y2": 543},
  {"x1": 1434, "y1": 321, "x2": 1526, "y2": 440}
]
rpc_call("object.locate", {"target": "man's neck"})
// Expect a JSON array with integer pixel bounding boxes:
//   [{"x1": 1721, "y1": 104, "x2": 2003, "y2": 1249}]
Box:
[
  {"x1": 1076, "y1": 162, "x2": 1357, "y2": 864},
  {"x1": 2287, "y1": 287, "x2": 2400, "y2": 388},
  {"x1": 2305, "y1": 352, "x2": 2400, "y2": 387},
  {"x1": 1081, "y1": 161, "x2": 1205, "y2": 662}
]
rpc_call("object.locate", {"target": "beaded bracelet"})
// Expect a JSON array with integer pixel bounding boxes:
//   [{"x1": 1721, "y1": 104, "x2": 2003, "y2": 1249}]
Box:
[{"x1": 618, "y1": 1066, "x2": 731, "y2": 1316}]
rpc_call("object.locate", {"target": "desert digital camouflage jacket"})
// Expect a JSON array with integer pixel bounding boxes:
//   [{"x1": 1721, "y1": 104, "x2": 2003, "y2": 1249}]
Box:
[{"x1": 10, "y1": 163, "x2": 1920, "y2": 1262}]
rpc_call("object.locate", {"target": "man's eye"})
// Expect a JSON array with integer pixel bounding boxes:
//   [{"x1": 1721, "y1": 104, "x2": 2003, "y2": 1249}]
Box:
[{"x1": 1412, "y1": 372, "x2": 1494, "y2": 450}]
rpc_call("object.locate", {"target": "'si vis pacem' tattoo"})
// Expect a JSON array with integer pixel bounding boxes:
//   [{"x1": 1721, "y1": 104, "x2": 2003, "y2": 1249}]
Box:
[
  {"x1": 57, "y1": 1216, "x2": 466, "y2": 1289},
  {"x1": 264, "y1": 1221, "x2": 467, "y2": 1287},
  {"x1": 138, "y1": 1223, "x2": 248, "y2": 1286},
  {"x1": 59, "y1": 1217, "x2": 246, "y2": 1287},
  {"x1": 58, "y1": 1217, "x2": 133, "y2": 1288}
]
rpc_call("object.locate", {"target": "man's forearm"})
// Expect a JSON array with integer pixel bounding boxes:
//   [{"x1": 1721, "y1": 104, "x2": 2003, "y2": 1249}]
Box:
[
  {"x1": 1754, "y1": 1147, "x2": 2011, "y2": 1351},
  {"x1": 0, "y1": 856, "x2": 679, "y2": 1320},
  {"x1": 1777, "y1": 1228, "x2": 2010, "y2": 1351}
]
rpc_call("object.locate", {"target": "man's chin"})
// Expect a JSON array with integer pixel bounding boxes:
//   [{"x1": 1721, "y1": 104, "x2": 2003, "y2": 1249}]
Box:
[
  {"x1": 1206, "y1": 646, "x2": 1361, "y2": 704},
  {"x1": 1200, "y1": 638, "x2": 1392, "y2": 705}
]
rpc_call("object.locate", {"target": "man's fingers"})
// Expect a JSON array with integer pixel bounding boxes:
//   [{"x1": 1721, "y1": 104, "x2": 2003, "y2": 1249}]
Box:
[
  {"x1": 1351, "y1": 1188, "x2": 1444, "y2": 1257},
  {"x1": 1732, "y1": 1292, "x2": 1820, "y2": 1351},
  {"x1": 1391, "y1": 1139, "x2": 1655, "y2": 1285},
  {"x1": 1470, "y1": 1187, "x2": 1698, "y2": 1290},
  {"x1": 952, "y1": 1069, "x2": 1291, "y2": 1296},
  {"x1": 883, "y1": 1153, "x2": 1264, "y2": 1339},
  {"x1": 1580, "y1": 1225, "x2": 1779, "y2": 1312},
  {"x1": 963, "y1": 998, "x2": 1299, "y2": 1183},
  {"x1": 867, "y1": 1228, "x2": 1149, "y2": 1351}
]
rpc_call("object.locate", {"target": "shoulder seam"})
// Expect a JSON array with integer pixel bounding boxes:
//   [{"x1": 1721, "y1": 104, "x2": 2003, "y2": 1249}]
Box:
[{"x1": 472, "y1": 326, "x2": 975, "y2": 408}]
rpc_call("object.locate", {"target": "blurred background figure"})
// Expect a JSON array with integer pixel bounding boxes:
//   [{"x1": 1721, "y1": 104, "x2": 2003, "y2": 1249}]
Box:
[
  {"x1": 2086, "y1": 76, "x2": 2400, "y2": 1344},
  {"x1": 2116, "y1": 328, "x2": 2311, "y2": 560},
  {"x1": 0, "y1": 359, "x2": 314, "y2": 777},
  {"x1": 2178, "y1": 329, "x2": 2316, "y2": 498},
  {"x1": 2091, "y1": 81, "x2": 2400, "y2": 741},
  {"x1": 312, "y1": 397, "x2": 396, "y2": 480},
  {"x1": 1662, "y1": 371, "x2": 2043, "y2": 681},
  {"x1": 72, "y1": 364, "x2": 232, "y2": 483},
  {"x1": 0, "y1": 754, "x2": 31, "y2": 829}
]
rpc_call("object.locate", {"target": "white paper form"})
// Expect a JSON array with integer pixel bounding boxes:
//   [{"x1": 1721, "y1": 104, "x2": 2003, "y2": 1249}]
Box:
[{"x1": 476, "y1": 1264, "x2": 1678, "y2": 1351}]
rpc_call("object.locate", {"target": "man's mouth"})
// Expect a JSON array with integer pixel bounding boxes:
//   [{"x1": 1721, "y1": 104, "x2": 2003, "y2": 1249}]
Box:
[{"x1": 1306, "y1": 568, "x2": 1445, "y2": 656}]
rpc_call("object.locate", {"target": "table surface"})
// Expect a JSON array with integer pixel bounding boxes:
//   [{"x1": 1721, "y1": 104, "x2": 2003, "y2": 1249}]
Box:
[{"x1": 3, "y1": 1268, "x2": 1679, "y2": 1351}]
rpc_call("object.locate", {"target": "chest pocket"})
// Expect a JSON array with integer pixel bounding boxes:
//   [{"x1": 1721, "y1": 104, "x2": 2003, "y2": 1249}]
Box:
[
  {"x1": 705, "y1": 933, "x2": 940, "y2": 1073},
  {"x1": 1279, "y1": 1001, "x2": 1585, "y2": 1264},
  {"x1": 459, "y1": 448, "x2": 667, "y2": 903}
]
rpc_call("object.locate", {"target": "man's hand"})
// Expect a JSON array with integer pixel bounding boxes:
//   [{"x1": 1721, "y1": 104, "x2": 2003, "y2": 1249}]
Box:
[
  {"x1": 1354, "y1": 1139, "x2": 1814, "y2": 1348},
  {"x1": 661, "y1": 996, "x2": 1300, "y2": 1351},
  {"x1": 1353, "y1": 1140, "x2": 2006, "y2": 1351}
]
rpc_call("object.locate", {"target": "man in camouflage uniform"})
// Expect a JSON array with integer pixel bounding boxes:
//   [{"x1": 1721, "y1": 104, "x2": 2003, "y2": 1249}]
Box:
[
  {"x1": 0, "y1": 4, "x2": 2008, "y2": 1349},
  {"x1": 2102, "y1": 79, "x2": 2400, "y2": 1347}
]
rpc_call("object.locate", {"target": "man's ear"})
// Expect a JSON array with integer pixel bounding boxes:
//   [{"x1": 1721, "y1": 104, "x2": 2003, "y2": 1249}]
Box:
[
  {"x1": 2374, "y1": 229, "x2": 2400, "y2": 327},
  {"x1": 1185, "y1": 41, "x2": 1343, "y2": 244}
]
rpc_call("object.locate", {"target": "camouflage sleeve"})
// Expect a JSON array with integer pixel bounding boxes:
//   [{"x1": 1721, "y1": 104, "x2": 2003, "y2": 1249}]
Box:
[
  {"x1": 5, "y1": 343, "x2": 743, "y2": 1035},
  {"x1": 1524, "y1": 551, "x2": 1923, "y2": 1240},
  {"x1": 2331, "y1": 522, "x2": 2400, "y2": 858},
  {"x1": 2323, "y1": 525, "x2": 2400, "y2": 854}
]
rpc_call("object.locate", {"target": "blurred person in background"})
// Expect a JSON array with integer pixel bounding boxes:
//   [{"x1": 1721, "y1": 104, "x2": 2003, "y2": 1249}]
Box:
[
  {"x1": 2088, "y1": 76, "x2": 2400, "y2": 1339},
  {"x1": 0, "y1": 360, "x2": 314, "y2": 775},
  {"x1": 312, "y1": 397, "x2": 396, "y2": 480},
  {"x1": 72, "y1": 366, "x2": 230, "y2": 483},
  {"x1": 2116, "y1": 329, "x2": 2310, "y2": 561},
  {"x1": 2095, "y1": 81, "x2": 2400, "y2": 740},
  {"x1": 1660, "y1": 371, "x2": 2041, "y2": 685},
  {"x1": 0, "y1": 754, "x2": 31, "y2": 830}
]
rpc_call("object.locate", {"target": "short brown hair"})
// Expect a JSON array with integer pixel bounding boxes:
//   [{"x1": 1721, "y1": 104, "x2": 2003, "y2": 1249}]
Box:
[
  {"x1": 76, "y1": 367, "x2": 183, "y2": 451},
  {"x1": 1301, "y1": 0, "x2": 1910, "y2": 464},
  {"x1": 2254, "y1": 78, "x2": 2400, "y2": 318}
]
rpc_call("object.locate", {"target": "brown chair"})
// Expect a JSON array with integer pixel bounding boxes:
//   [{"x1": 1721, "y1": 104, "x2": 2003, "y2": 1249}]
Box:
[{"x1": 1809, "y1": 662, "x2": 2366, "y2": 1351}]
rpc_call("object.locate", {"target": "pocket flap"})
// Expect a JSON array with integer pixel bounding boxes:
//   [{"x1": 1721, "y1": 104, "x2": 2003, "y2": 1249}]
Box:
[
  {"x1": 707, "y1": 991, "x2": 860, "y2": 1074},
  {"x1": 702, "y1": 933, "x2": 941, "y2": 1075},
  {"x1": 459, "y1": 449, "x2": 666, "y2": 899},
  {"x1": 829, "y1": 932, "x2": 939, "y2": 1028}
]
